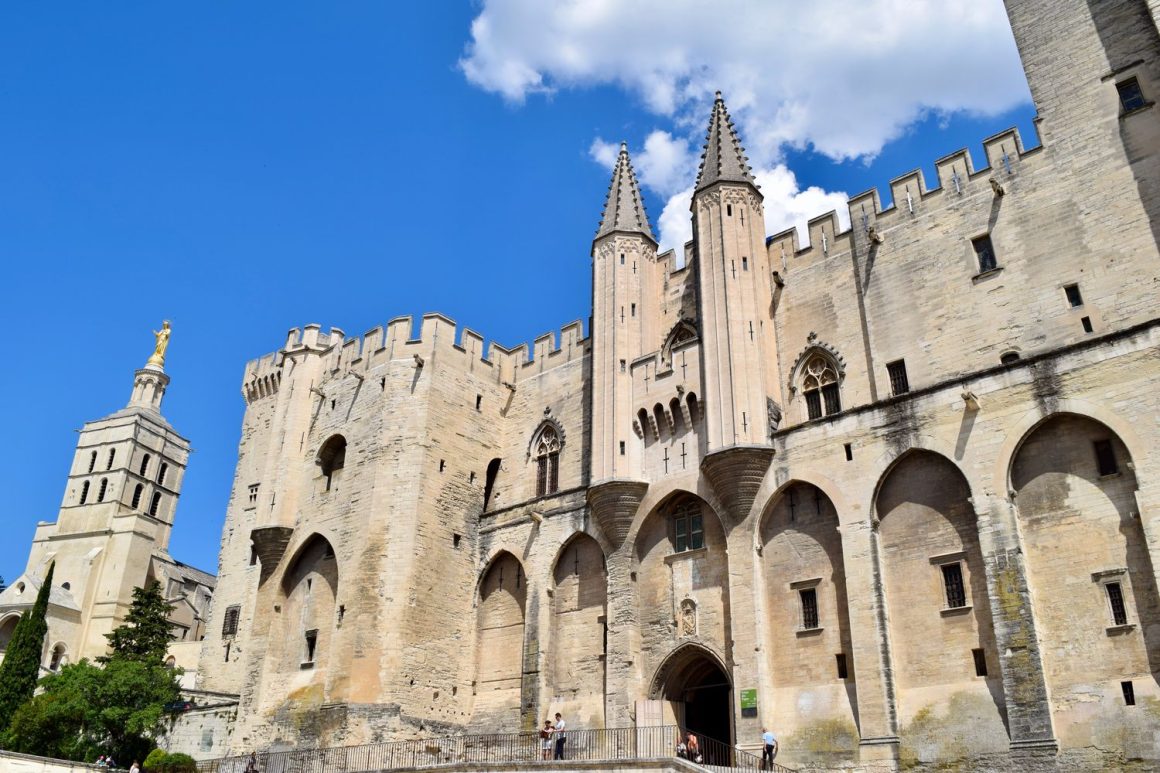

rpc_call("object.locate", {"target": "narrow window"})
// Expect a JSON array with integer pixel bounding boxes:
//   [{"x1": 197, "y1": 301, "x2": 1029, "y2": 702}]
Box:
[
  {"x1": 1064, "y1": 284, "x2": 1083, "y2": 307},
  {"x1": 224, "y1": 641, "x2": 231, "y2": 662},
  {"x1": 727, "y1": 204, "x2": 732, "y2": 216},
  {"x1": 972, "y1": 235, "x2": 997, "y2": 273},
  {"x1": 620, "y1": 253, "x2": 625, "y2": 265},
  {"x1": 222, "y1": 605, "x2": 240, "y2": 637},
  {"x1": 318, "y1": 436, "x2": 346, "y2": 491},
  {"x1": 533, "y1": 425, "x2": 561, "y2": 497},
  {"x1": 87, "y1": 451, "x2": 97, "y2": 473},
  {"x1": 439, "y1": 459, "x2": 446, "y2": 473},
  {"x1": 799, "y1": 588, "x2": 820, "y2": 630},
  {"x1": 483, "y1": 458, "x2": 501, "y2": 510},
  {"x1": 330, "y1": 399, "x2": 335, "y2": 410},
  {"x1": 1093, "y1": 439, "x2": 1118, "y2": 476},
  {"x1": 131, "y1": 484, "x2": 144, "y2": 509},
  {"x1": 475, "y1": 394, "x2": 482, "y2": 411},
  {"x1": 1122, "y1": 680, "x2": 1136, "y2": 706},
  {"x1": 671, "y1": 499, "x2": 704, "y2": 552},
  {"x1": 304, "y1": 629, "x2": 318, "y2": 664},
  {"x1": 844, "y1": 443, "x2": 853, "y2": 461},
  {"x1": 835, "y1": 653, "x2": 848, "y2": 680},
  {"x1": 469, "y1": 471, "x2": 476, "y2": 483},
  {"x1": 249, "y1": 545, "x2": 258, "y2": 566},
  {"x1": 248, "y1": 484, "x2": 259, "y2": 504},
  {"x1": 631, "y1": 303, "x2": 636, "y2": 317},
  {"x1": 1081, "y1": 316, "x2": 1093, "y2": 333},
  {"x1": 686, "y1": 393, "x2": 699, "y2": 423},
  {"x1": 79, "y1": 481, "x2": 90, "y2": 505},
  {"x1": 1105, "y1": 581, "x2": 1128, "y2": 626},
  {"x1": 887, "y1": 359, "x2": 910, "y2": 396},
  {"x1": 453, "y1": 533, "x2": 461, "y2": 548},
  {"x1": 158, "y1": 462, "x2": 169, "y2": 486},
  {"x1": 149, "y1": 492, "x2": 162, "y2": 517},
  {"x1": 97, "y1": 478, "x2": 108, "y2": 503},
  {"x1": 972, "y1": 648, "x2": 988, "y2": 677},
  {"x1": 802, "y1": 356, "x2": 840, "y2": 418},
  {"x1": 139, "y1": 454, "x2": 151, "y2": 477},
  {"x1": 822, "y1": 383, "x2": 841, "y2": 415},
  {"x1": 805, "y1": 390, "x2": 823, "y2": 420},
  {"x1": 1117, "y1": 77, "x2": 1146, "y2": 113},
  {"x1": 106, "y1": 448, "x2": 116, "y2": 470},
  {"x1": 742, "y1": 257, "x2": 748, "y2": 271},
  {"x1": 620, "y1": 359, "x2": 626, "y2": 373},
  {"x1": 337, "y1": 605, "x2": 345, "y2": 624},
  {"x1": 942, "y1": 562, "x2": 967, "y2": 609},
  {"x1": 619, "y1": 441, "x2": 625, "y2": 456}
]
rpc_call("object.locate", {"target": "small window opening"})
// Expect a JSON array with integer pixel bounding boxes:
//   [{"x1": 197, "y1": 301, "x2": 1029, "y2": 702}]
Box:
[
  {"x1": 1064, "y1": 284, "x2": 1083, "y2": 307},
  {"x1": 1117, "y1": 77, "x2": 1146, "y2": 113},
  {"x1": 380, "y1": 377, "x2": 386, "y2": 390},
  {"x1": 222, "y1": 606, "x2": 240, "y2": 637},
  {"x1": 158, "y1": 462, "x2": 169, "y2": 486},
  {"x1": 49, "y1": 644, "x2": 66, "y2": 671},
  {"x1": 835, "y1": 653, "x2": 848, "y2": 680},
  {"x1": 620, "y1": 359, "x2": 626, "y2": 373},
  {"x1": 799, "y1": 588, "x2": 820, "y2": 630},
  {"x1": 469, "y1": 471, "x2": 476, "y2": 483},
  {"x1": 620, "y1": 253, "x2": 625, "y2": 265},
  {"x1": 439, "y1": 459, "x2": 446, "y2": 473},
  {"x1": 139, "y1": 454, "x2": 151, "y2": 476},
  {"x1": 686, "y1": 392, "x2": 699, "y2": 423},
  {"x1": 149, "y1": 492, "x2": 162, "y2": 517},
  {"x1": 1094, "y1": 439, "x2": 1118, "y2": 476},
  {"x1": 330, "y1": 399, "x2": 336, "y2": 410},
  {"x1": 61, "y1": 582, "x2": 70, "y2": 591},
  {"x1": 843, "y1": 443, "x2": 853, "y2": 461},
  {"x1": 742, "y1": 257, "x2": 748, "y2": 271},
  {"x1": 1122, "y1": 680, "x2": 1136, "y2": 705},
  {"x1": 97, "y1": 478, "x2": 108, "y2": 503},
  {"x1": 887, "y1": 359, "x2": 910, "y2": 396},
  {"x1": 483, "y1": 458, "x2": 501, "y2": 510},
  {"x1": 249, "y1": 544, "x2": 258, "y2": 566},
  {"x1": 972, "y1": 235, "x2": 997, "y2": 273},
  {"x1": 131, "y1": 484, "x2": 144, "y2": 509},
  {"x1": 619, "y1": 441, "x2": 626, "y2": 456},
  {"x1": 79, "y1": 481, "x2": 90, "y2": 505},
  {"x1": 631, "y1": 303, "x2": 636, "y2": 317},
  {"x1": 107, "y1": 448, "x2": 116, "y2": 470},
  {"x1": 972, "y1": 648, "x2": 988, "y2": 677},
  {"x1": 318, "y1": 436, "x2": 346, "y2": 491},
  {"x1": 337, "y1": 605, "x2": 345, "y2": 624},
  {"x1": 475, "y1": 394, "x2": 482, "y2": 411},
  {"x1": 671, "y1": 499, "x2": 704, "y2": 553},
  {"x1": 1000, "y1": 351, "x2": 1021, "y2": 365},
  {"x1": 1081, "y1": 316, "x2": 1093, "y2": 333},
  {"x1": 453, "y1": 533, "x2": 461, "y2": 548},
  {"x1": 304, "y1": 629, "x2": 318, "y2": 664},
  {"x1": 942, "y1": 562, "x2": 967, "y2": 609},
  {"x1": 1105, "y1": 581, "x2": 1128, "y2": 626},
  {"x1": 727, "y1": 204, "x2": 733, "y2": 216},
  {"x1": 87, "y1": 451, "x2": 97, "y2": 473}
]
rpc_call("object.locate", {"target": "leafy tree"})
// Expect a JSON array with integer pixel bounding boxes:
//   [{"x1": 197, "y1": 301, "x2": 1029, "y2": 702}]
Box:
[
  {"x1": 4, "y1": 577, "x2": 181, "y2": 761},
  {"x1": 0, "y1": 562, "x2": 53, "y2": 732},
  {"x1": 101, "y1": 581, "x2": 175, "y2": 663},
  {"x1": 4, "y1": 658, "x2": 179, "y2": 763}
]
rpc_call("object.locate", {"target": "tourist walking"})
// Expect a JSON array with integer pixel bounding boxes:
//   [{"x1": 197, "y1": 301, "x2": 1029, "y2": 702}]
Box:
[
  {"x1": 552, "y1": 712, "x2": 567, "y2": 760},
  {"x1": 761, "y1": 727, "x2": 778, "y2": 770}
]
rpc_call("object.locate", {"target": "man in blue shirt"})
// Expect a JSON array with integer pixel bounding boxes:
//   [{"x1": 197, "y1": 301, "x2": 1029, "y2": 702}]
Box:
[{"x1": 761, "y1": 727, "x2": 778, "y2": 769}]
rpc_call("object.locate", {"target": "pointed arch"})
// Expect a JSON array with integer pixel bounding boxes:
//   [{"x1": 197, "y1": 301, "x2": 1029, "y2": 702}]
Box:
[
  {"x1": 276, "y1": 533, "x2": 339, "y2": 674},
  {"x1": 550, "y1": 533, "x2": 607, "y2": 726},
  {"x1": 789, "y1": 342, "x2": 845, "y2": 420},
  {"x1": 529, "y1": 419, "x2": 564, "y2": 497},
  {"x1": 317, "y1": 435, "x2": 347, "y2": 492},
  {"x1": 661, "y1": 318, "x2": 699, "y2": 363},
  {"x1": 473, "y1": 550, "x2": 527, "y2": 731}
]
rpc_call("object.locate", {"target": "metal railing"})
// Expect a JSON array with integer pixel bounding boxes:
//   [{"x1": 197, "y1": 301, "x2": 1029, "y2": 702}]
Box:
[{"x1": 196, "y1": 724, "x2": 794, "y2": 773}]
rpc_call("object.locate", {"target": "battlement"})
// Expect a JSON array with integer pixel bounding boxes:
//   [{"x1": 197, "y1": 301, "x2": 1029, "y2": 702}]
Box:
[
  {"x1": 242, "y1": 313, "x2": 589, "y2": 400},
  {"x1": 765, "y1": 125, "x2": 1040, "y2": 266}
]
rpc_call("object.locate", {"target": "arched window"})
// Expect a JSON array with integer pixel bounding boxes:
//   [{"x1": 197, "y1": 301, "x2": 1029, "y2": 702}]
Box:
[
  {"x1": 318, "y1": 436, "x2": 347, "y2": 492},
  {"x1": 533, "y1": 425, "x2": 561, "y2": 498},
  {"x1": 97, "y1": 478, "x2": 108, "y2": 503},
  {"x1": 79, "y1": 481, "x2": 90, "y2": 505},
  {"x1": 131, "y1": 484, "x2": 144, "y2": 509},
  {"x1": 87, "y1": 451, "x2": 97, "y2": 473},
  {"x1": 661, "y1": 319, "x2": 699, "y2": 364},
  {"x1": 801, "y1": 354, "x2": 842, "y2": 419},
  {"x1": 483, "y1": 458, "x2": 502, "y2": 511},
  {"x1": 149, "y1": 492, "x2": 162, "y2": 517},
  {"x1": 48, "y1": 644, "x2": 67, "y2": 671},
  {"x1": 157, "y1": 462, "x2": 169, "y2": 487},
  {"x1": 106, "y1": 448, "x2": 116, "y2": 470},
  {"x1": 139, "y1": 454, "x2": 151, "y2": 476},
  {"x1": 653, "y1": 404, "x2": 667, "y2": 438},
  {"x1": 637, "y1": 408, "x2": 650, "y2": 438},
  {"x1": 686, "y1": 392, "x2": 700, "y2": 423},
  {"x1": 669, "y1": 398, "x2": 685, "y2": 433}
]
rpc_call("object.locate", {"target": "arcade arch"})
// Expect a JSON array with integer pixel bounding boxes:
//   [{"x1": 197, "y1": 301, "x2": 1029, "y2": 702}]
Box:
[
  {"x1": 473, "y1": 551, "x2": 527, "y2": 731},
  {"x1": 550, "y1": 534, "x2": 607, "y2": 726}
]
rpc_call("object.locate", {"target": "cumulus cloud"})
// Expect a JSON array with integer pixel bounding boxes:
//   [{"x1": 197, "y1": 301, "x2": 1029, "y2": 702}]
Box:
[{"x1": 463, "y1": 0, "x2": 1029, "y2": 251}]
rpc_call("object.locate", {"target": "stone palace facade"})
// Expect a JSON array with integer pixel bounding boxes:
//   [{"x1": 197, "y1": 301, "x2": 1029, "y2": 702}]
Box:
[{"x1": 187, "y1": 0, "x2": 1160, "y2": 768}]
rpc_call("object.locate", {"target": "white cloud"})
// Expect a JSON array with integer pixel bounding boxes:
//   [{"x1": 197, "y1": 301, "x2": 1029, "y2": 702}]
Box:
[
  {"x1": 468, "y1": 1, "x2": 1031, "y2": 251},
  {"x1": 460, "y1": 0, "x2": 1029, "y2": 165}
]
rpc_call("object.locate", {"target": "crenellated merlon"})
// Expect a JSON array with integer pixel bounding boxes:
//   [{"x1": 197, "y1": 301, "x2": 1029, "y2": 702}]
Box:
[
  {"x1": 764, "y1": 125, "x2": 1039, "y2": 269},
  {"x1": 240, "y1": 312, "x2": 589, "y2": 402}
]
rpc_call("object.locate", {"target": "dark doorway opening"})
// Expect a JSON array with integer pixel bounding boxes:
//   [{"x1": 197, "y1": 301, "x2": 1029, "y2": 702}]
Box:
[{"x1": 655, "y1": 647, "x2": 733, "y2": 763}]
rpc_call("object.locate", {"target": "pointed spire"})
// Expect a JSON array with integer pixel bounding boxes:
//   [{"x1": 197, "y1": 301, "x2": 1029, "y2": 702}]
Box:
[
  {"x1": 695, "y1": 91, "x2": 758, "y2": 193},
  {"x1": 595, "y1": 142, "x2": 656, "y2": 244}
]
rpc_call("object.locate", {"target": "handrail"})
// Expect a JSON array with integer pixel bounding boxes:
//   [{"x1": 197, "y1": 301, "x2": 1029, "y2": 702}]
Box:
[{"x1": 196, "y1": 724, "x2": 795, "y2": 773}]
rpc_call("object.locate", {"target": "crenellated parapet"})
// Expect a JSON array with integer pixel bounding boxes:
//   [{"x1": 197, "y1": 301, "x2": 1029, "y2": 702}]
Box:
[
  {"x1": 240, "y1": 313, "x2": 590, "y2": 402},
  {"x1": 765, "y1": 125, "x2": 1038, "y2": 269}
]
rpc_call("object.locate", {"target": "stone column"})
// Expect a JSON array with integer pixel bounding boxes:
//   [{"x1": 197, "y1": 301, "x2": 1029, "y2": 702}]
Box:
[{"x1": 974, "y1": 492, "x2": 1057, "y2": 754}]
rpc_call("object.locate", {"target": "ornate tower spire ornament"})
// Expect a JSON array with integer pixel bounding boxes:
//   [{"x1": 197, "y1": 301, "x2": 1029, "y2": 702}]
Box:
[
  {"x1": 694, "y1": 92, "x2": 758, "y2": 194},
  {"x1": 594, "y1": 142, "x2": 656, "y2": 244},
  {"x1": 146, "y1": 320, "x2": 172, "y2": 370}
]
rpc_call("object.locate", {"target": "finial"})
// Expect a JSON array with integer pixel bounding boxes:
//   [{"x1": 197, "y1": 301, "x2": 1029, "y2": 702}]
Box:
[
  {"x1": 715, "y1": 90, "x2": 723, "y2": 100},
  {"x1": 145, "y1": 320, "x2": 172, "y2": 370},
  {"x1": 619, "y1": 141, "x2": 628, "y2": 153}
]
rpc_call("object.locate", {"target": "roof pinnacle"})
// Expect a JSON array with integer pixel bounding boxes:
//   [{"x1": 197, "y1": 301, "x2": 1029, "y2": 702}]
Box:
[
  {"x1": 594, "y1": 142, "x2": 656, "y2": 245},
  {"x1": 695, "y1": 91, "x2": 758, "y2": 193}
]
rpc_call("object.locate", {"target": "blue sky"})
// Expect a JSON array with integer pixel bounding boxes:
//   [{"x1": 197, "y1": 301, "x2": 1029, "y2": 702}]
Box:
[{"x1": 0, "y1": 2, "x2": 1036, "y2": 582}]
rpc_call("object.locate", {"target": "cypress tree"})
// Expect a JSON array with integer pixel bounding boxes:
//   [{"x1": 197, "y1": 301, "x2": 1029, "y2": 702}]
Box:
[
  {"x1": 101, "y1": 581, "x2": 175, "y2": 663},
  {"x1": 0, "y1": 562, "x2": 54, "y2": 732}
]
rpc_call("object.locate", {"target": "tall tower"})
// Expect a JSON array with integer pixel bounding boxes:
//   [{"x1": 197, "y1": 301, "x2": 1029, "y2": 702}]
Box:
[
  {"x1": 0, "y1": 324, "x2": 192, "y2": 664},
  {"x1": 691, "y1": 93, "x2": 775, "y2": 452}
]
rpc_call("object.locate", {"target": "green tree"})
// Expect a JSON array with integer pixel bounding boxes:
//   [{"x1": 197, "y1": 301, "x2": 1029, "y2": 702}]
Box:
[
  {"x1": 0, "y1": 562, "x2": 54, "y2": 732},
  {"x1": 4, "y1": 658, "x2": 179, "y2": 763},
  {"x1": 101, "y1": 581, "x2": 175, "y2": 663}
]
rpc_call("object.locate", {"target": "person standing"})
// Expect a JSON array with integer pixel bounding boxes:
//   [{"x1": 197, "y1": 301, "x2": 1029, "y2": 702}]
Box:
[
  {"x1": 540, "y1": 720, "x2": 554, "y2": 760},
  {"x1": 761, "y1": 727, "x2": 778, "y2": 770},
  {"x1": 552, "y1": 712, "x2": 567, "y2": 760},
  {"x1": 244, "y1": 752, "x2": 259, "y2": 773}
]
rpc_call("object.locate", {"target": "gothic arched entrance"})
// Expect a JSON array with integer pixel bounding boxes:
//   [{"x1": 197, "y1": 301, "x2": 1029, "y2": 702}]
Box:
[{"x1": 651, "y1": 645, "x2": 733, "y2": 753}]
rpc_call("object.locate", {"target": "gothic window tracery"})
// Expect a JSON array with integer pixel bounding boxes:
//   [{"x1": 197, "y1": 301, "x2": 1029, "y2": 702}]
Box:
[
  {"x1": 800, "y1": 354, "x2": 842, "y2": 420},
  {"x1": 533, "y1": 424, "x2": 561, "y2": 497}
]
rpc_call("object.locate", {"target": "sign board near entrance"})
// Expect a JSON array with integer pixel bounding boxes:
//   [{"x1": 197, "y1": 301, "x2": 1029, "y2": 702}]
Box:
[{"x1": 740, "y1": 688, "x2": 758, "y2": 717}]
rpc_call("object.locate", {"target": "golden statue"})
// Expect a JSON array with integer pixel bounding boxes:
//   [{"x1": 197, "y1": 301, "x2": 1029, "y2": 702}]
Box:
[{"x1": 146, "y1": 320, "x2": 172, "y2": 368}]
